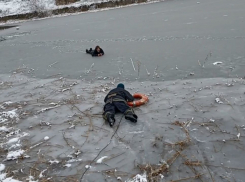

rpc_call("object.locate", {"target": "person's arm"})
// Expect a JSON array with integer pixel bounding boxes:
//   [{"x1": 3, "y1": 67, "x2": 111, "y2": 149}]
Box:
[
  {"x1": 100, "y1": 49, "x2": 104, "y2": 55},
  {"x1": 104, "y1": 89, "x2": 114, "y2": 102},
  {"x1": 92, "y1": 51, "x2": 98, "y2": 57},
  {"x1": 104, "y1": 94, "x2": 108, "y2": 102},
  {"x1": 124, "y1": 90, "x2": 134, "y2": 102}
]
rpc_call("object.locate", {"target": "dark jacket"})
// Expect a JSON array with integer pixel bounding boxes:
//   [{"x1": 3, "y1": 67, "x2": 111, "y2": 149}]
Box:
[
  {"x1": 104, "y1": 88, "x2": 134, "y2": 103},
  {"x1": 92, "y1": 48, "x2": 104, "y2": 57}
]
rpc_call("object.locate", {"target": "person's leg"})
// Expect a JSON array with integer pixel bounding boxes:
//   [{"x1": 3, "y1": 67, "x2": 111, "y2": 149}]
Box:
[
  {"x1": 114, "y1": 101, "x2": 129, "y2": 113},
  {"x1": 124, "y1": 108, "x2": 138, "y2": 123},
  {"x1": 103, "y1": 103, "x2": 116, "y2": 127},
  {"x1": 114, "y1": 102, "x2": 137, "y2": 122},
  {"x1": 86, "y1": 48, "x2": 93, "y2": 55}
]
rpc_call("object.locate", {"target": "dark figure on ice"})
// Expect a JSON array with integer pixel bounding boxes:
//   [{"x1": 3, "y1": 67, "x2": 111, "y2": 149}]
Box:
[
  {"x1": 86, "y1": 45, "x2": 104, "y2": 57},
  {"x1": 103, "y1": 83, "x2": 138, "y2": 127}
]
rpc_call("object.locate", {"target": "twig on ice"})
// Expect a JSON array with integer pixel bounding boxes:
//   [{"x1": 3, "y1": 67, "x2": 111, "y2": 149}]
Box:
[
  {"x1": 130, "y1": 58, "x2": 136, "y2": 72},
  {"x1": 144, "y1": 65, "x2": 150, "y2": 76},
  {"x1": 36, "y1": 105, "x2": 60, "y2": 114},
  {"x1": 49, "y1": 61, "x2": 58, "y2": 67}
]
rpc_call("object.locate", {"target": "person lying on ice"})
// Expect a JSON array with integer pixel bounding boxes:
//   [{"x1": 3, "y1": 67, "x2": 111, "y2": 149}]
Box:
[
  {"x1": 86, "y1": 45, "x2": 104, "y2": 57},
  {"x1": 103, "y1": 83, "x2": 138, "y2": 127}
]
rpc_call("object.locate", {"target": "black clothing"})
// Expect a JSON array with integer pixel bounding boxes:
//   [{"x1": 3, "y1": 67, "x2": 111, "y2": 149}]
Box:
[
  {"x1": 107, "y1": 113, "x2": 115, "y2": 127},
  {"x1": 125, "y1": 112, "x2": 138, "y2": 123},
  {"x1": 92, "y1": 48, "x2": 104, "y2": 57},
  {"x1": 104, "y1": 101, "x2": 130, "y2": 116},
  {"x1": 103, "y1": 87, "x2": 137, "y2": 126},
  {"x1": 86, "y1": 47, "x2": 104, "y2": 57},
  {"x1": 104, "y1": 88, "x2": 134, "y2": 103}
]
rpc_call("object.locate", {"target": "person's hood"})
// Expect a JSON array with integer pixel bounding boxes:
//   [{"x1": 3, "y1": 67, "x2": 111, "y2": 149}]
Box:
[{"x1": 117, "y1": 83, "x2": 124, "y2": 89}]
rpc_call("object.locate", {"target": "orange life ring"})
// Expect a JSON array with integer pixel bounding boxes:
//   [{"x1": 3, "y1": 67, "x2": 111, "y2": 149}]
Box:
[{"x1": 127, "y1": 93, "x2": 149, "y2": 107}]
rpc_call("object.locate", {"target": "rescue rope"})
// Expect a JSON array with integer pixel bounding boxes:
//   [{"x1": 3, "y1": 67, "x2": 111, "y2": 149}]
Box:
[{"x1": 80, "y1": 114, "x2": 124, "y2": 181}]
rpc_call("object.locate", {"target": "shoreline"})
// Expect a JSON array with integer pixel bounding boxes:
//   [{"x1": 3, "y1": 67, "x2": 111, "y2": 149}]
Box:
[{"x1": 0, "y1": 0, "x2": 163, "y2": 24}]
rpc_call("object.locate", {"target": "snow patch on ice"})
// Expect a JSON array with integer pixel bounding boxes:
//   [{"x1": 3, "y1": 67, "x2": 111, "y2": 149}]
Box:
[
  {"x1": 7, "y1": 137, "x2": 19, "y2": 144},
  {"x1": 64, "y1": 164, "x2": 71, "y2": 167},
  {"x1": 8, "y1": 144, "x2": 22, "y2": 150},
  {"x1": 39, "y1": 169, "x2": 47, "y2": 178},
  {"x1": 127, "y1": 173, "x2": 147, "y2": 182},
  {"x1": 129, "y1": 131, "x2": 144, "y2": 134},
  {"x1": 6, "y1": 149, "x2": 25, "y2": 160},
  {"x1": 193, "y1": 136, "x2": 206, "y2": 143},
  {"x1": 215, "y1": 98, "x2": 223, "y2": 104},
  {"x1": 0, "y1": 173, "x2": 22, "y2": 182},
  {"x1": 27, "y1": 176, "x2": 38, "y2": 182},
  {"x1": 44, "y1": 136, "x2": 49, "y2": 141},
  {"x1": 4, "y1": 132, "x2": 29, "y2": 147},
  {"x1": 213, "y1": 62, "x2": 223, "y2": 65},
  {"x1": 237, "y1": 133, "x2": 240, "y2": 139},
  {"x1": 0, "y1": 164, "x2": 5, "y2": 172},
  {"x1": 0, "y1": 109, "x2": 19, "y2": 123},
  {"x1": 85, "y1": 165, "x2": 91, "y2": 169},
  {"x1": 0, "y1": 126, "x2": 10, "y2": 132},
  {"x1": 67, "y1": 158, "x2": 82, "y2": 163},
  {"x1": 49, "y1": 160, "x2": 59, "y2": 164},
  {"x1": 96, "y1": 156, "x2": 108, "y2": 163}
]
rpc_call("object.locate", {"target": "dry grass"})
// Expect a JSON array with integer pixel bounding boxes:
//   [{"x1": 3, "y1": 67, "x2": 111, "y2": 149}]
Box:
[{"x1": 135, "y1": 120, "x2": 208, "y2": 182}]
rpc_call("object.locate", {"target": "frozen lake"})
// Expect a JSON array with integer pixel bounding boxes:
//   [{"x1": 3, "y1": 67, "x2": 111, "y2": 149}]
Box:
[
  {"x1": 0, "y1": 0, "x2": 245, "y2": 181},
  {"x1": 0, "y1": 0, "x2": 245, "y2": 81}
]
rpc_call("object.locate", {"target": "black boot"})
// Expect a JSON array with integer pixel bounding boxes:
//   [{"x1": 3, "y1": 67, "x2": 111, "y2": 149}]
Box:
[
  {"x1": 86, "y1": 49, "x2": 89, "y2": 53},
  {"x1": 89, "y1": 48, "x2": 92, "y2": 52},
  {"x1": 107, "y1": 114, "x2": 115, "y2": 127},
  {"x1": 125, "y1": 113, "x2": 137, "y2": 123}
]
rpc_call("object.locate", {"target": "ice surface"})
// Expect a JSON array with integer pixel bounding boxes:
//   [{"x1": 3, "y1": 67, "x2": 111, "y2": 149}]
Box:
[
  {"x1": 0, "y1": 73, "x2": 244, "y2": 181},
  {"x1": 1, "y1": 0, "x2": 245, "y2": 82},
  {"x1": 0, "y1": 0, "x2": 245, "y2": 181}
]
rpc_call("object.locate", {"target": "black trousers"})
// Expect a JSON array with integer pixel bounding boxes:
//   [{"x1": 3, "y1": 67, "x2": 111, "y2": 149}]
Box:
[
  {"x1": 87, "y1": 50, "x2": 93, "y2": 55},
  {"x1": 103, "y1": 101, "x2": 131, "y2": 118}
]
